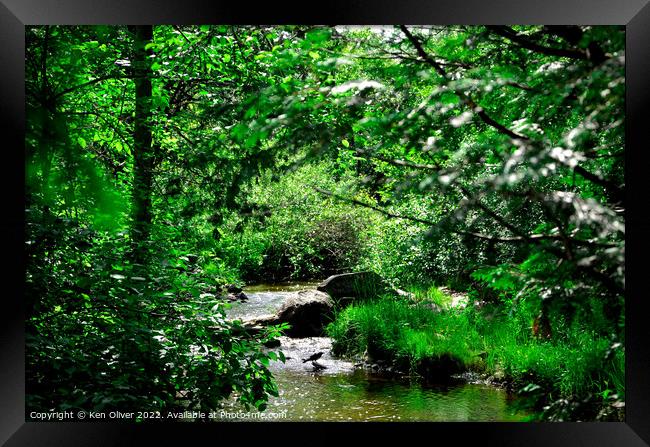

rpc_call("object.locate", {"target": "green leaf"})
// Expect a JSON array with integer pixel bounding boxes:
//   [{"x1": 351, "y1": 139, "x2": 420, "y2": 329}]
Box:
[
  {"x1": 439, "y1": 91, "x2": 459, "y2": 105},
  {"x1": 305, "y1": 28, "x2": 331, "y2": 44}
]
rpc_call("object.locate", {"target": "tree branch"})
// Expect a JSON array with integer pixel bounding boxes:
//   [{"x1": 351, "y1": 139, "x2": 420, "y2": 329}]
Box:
[
  {"x1": 398, "y1": 25, "x2": 448, "y2": 79},
  {"x1": 314, "y1": 186, "x2": 613, "y2": 249},
  {"x1": 399, "y1": 25, "x2": 623, "y2": 199},
  {"x1": 315, "y1": 187, "x2": 437, "y2": 227},
  {"x1": 486, "y1": 26, "x2": 590, "y2": 61},
  {"x1": 399, "y1": 25, "x2": 529, "y2": 141},
  {"x1": 54, "y1": 75, "x2": 131, "y2": 100},
  {"x1": 355, "y1": 149, "x2": 442, "y2": 171},
  {"x1": 573, "y1": 165, "x2": 624, "y2": 201}
]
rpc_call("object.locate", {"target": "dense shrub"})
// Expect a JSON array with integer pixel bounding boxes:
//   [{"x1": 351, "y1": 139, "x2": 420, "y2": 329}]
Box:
[
  {"x1": 26, "y1": 207, "x2": 285, "y2": 414},
  {"x1": 215, "y1": 163, "x2": 377, "y2": 281}
]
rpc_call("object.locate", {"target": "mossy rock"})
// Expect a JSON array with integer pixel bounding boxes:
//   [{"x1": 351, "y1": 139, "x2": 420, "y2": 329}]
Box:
[
  {"x1": 317, "y1": 271, "x2": 393, "y2": 302},
  {"x1": 415, "y1": 354, "x2": 464, "y2": 383}
]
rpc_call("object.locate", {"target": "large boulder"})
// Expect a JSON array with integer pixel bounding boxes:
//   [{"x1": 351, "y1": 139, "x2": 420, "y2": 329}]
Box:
[
  {"x1": 241, "y1": 314, "x2": 279, "y2": 330},
  {"x1": 415, "y1": 354, "x2": 464, "y2": 383},
  {"x1": 225, "y1": 284, "x2": 243, "y2": 294},
  {"x1": 241, "y1": 290, "x2": 334, "y2": 337},
  {"x1": 276, "y1": 290, "x2": 334, "y2": 337},
  {"x1": 317, "y1": 272, "x2": 394, "y2": 303}
]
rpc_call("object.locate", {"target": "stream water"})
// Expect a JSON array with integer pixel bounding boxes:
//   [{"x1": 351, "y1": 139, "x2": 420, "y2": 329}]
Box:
[{"x1": 223, "y1": 282, "x2": 529, "y2": 422}]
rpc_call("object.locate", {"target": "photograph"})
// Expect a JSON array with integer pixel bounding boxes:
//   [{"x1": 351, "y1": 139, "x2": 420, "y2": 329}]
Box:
[{"x1": 23, "y1": 24, "x2": 627, "y2": 424}]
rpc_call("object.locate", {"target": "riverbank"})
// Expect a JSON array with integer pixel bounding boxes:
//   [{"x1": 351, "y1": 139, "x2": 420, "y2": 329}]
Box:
[
  {"x1": 222, "y1": 283, "x2": 529, "y2": 421},
  {"x1": 325, "y1": 293, "x2": 625, "y2": 422}
]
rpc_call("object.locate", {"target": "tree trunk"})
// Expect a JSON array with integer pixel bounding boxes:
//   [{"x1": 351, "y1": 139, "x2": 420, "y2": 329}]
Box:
[{"x1": 129, "y1": 25, "x2": 154, "y2": 264}]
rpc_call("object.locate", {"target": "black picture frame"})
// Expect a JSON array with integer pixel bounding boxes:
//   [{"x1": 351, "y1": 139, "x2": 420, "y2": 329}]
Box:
[{"x1": 2, "y1": 1, "x2": 649, "y2": 445}]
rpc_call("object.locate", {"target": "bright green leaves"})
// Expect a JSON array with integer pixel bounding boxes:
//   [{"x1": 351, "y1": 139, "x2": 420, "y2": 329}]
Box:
[
  {"x1": 230, "y1": 123, "x2": 249, "y2": 141},
  {"x1": 304, "y1": 28, "x2": 332, "y2": 45},
  {"x1": 471, "y1": 264, "x2": 523, "y2": 295},
  {"x1": 151, "y1": 80, "x2": 170, "y2": 111},
  {"x1": 439, "y1": 91, "x2": 460, "y2": 105},
  {"x1": 279, "y1": 75, "x2": 294, "y2": 93},
  {"x1": 25, "y1": 25, "x2": 625, "y2": 420},
  {"x1": 81, "y1": 292, "x2": 92, "y2": 309}
]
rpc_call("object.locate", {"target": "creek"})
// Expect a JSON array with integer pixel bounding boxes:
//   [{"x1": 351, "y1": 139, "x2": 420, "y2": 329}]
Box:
[{"x1": 223, "y1": 282, "x2": 529, "y2": 422}]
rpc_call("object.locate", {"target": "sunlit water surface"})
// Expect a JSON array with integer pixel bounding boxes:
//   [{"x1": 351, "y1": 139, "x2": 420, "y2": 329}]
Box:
[{"x1": 221, "y1": 283, "x2": 529, "y2": 422}]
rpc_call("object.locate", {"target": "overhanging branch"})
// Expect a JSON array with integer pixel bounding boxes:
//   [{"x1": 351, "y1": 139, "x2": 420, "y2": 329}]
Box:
[
  {"x1": 399, "y1": 25, "x2": 529, "y2": 141},
  {"x1": 314, "y1": 186, "x2": 606, "y2": 247},
  {"x1": 398, "y1": 25, "x2": 623, "y2": 200},
  {"x1": 54, "y1": 75, "x2": 131, "y2": 100},
  {"x1": 486, "y1": 26, "x2": 590, "y2": 62}
]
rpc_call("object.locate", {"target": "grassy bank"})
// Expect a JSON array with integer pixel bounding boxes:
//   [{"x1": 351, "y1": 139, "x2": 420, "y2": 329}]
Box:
[{"x1": 326, "y1": 291, "x2": 625, "y2": 421}]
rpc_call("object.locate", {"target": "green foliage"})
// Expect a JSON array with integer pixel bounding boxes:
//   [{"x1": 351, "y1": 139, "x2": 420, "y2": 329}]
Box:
[
  {"x1": 470, "y1": 301, "x2": 626, "y2": 420},
  {"x1": 328, "y1": 294, "x2": 625, "y2": 420},
  {"x1": 26, "y1": 207, "x2": 285, "y2": 413},
  {"x1": 25, "y1": 25, "x2": 292, "y2": 415},
  {"x1": 327, "y1": 295, "x2": 481, "y2": 370},
  {"x1": 25, "y1": 24, "x2": 625, "y2": 421},
  {"x1": 407, "y1": 284, "x2": 454, "y2": 308},
  {"x1": 216, "y1": 162, "x2": 378, "y2": 281}
]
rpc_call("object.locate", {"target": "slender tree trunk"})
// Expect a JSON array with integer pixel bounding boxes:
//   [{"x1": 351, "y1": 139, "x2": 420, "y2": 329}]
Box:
[
  {"x1": 38, "y1": 26, "x2": 54, "y2": 206},
  {"x1": 129, "y1": 25, "x2": 155, "y2": 264},
  {"x1": 125, "y1": 26, "x2": 159, "y2": 387}
]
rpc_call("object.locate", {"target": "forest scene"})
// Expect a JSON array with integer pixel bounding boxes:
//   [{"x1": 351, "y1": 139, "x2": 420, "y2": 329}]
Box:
[{"x1": 26, "y1": 25, "x2": 625, "y2": 422}]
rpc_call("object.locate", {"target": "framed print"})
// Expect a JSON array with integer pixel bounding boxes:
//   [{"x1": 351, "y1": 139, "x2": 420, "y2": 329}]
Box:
[{"x1": 1, "y1": 0, "x2": 649, "y2": 445}]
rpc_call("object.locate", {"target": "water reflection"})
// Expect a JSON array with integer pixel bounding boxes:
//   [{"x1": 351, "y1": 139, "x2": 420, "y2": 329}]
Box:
[
  {"x1": 221, "y1": 283, "x2": 529, "y2": 422},
  {"x1": 220, "y1": 369, "x2": 528, "y2": 422},
  {"x1": 258, "y1": 370, "x2": 527, "y2": 421}
]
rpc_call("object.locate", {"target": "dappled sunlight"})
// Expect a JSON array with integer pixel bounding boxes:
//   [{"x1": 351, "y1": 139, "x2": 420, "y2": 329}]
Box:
[{"x1": 26, "y1": 24, "x2": 624, "y2": 422}]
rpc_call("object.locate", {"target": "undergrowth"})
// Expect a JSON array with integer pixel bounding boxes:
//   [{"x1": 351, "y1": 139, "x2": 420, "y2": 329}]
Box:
[{"x1": 327, "y1": 289, "x2": 625, "y2": 421}]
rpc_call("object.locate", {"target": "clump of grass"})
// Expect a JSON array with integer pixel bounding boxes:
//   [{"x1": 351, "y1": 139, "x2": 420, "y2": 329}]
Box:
[
  {"x1": 327, "y1": 295, "x2": 482, "y2": 372},
  {"x1": 349, "y1": 274, "x2": 389, "y2": 301},
  {"x1": 328, "y1": 292, "x2": 625, "y2": 418},
  {"x1": 407, "y1": 284, "x2": 453, "y2": 309},
  {"x1": 482, "y1": 318, "x2": 625, "y2": 399}
]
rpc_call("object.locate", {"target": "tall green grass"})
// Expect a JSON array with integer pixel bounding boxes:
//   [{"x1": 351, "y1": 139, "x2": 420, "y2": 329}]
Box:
[
  {"x1": 327, "y1": 291, "x2": 625, "y2": 415},
  {"x1": 327, "y1": 295, "x2": 482, "y2": 370},
  {"x1": 406, "y1": 284, "x2": 453, "y2": 309},
  {"x1": 481, "y1": 320, "x2": 624, "y2": 397}
]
